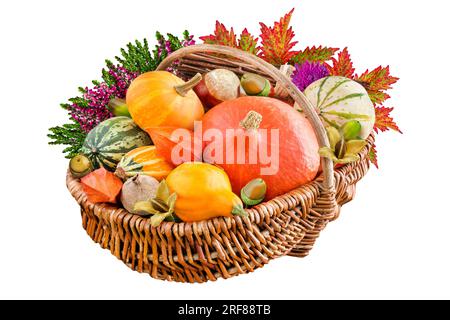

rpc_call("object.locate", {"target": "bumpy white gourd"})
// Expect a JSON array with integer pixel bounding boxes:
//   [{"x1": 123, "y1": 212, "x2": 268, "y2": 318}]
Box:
[{"x1": 304, "y1": 76, "x2": 375, "y2": 139}]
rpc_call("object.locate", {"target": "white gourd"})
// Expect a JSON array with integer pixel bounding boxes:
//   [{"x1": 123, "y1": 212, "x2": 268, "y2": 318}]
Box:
[{"x1": 304, "y1": 76, "x2": 375, "y2": 139}]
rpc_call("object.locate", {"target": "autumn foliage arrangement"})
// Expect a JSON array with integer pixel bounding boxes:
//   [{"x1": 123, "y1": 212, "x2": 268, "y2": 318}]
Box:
[
  {"x1": 49, "y1": 7, "x2": 401, "y2": 214},
  {"x1": 200, "y1": 8, "x2": 401, "y2": 167},
  {"x1": 48, "y1": 8, "x2": 401, "y2": 282}
]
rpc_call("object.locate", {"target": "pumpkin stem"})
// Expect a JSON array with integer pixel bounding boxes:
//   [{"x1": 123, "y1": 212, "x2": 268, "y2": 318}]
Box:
[
  {"x1": 240, "y1": 110, "x2": 263, "y2": 130},
  {"x1": 174, "y1": 73, "x2": 203, "y2": 97},
  {"x1": 115, "y1": 167, "x2": 128, "y2": 180}
]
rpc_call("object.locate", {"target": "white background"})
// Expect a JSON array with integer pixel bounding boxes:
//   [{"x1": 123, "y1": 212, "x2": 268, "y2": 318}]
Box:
[{"x1": 1, "y1": 0, "x2": 449, "y2": 300}]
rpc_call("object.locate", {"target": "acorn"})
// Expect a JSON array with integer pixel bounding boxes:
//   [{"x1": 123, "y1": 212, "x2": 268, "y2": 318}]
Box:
[
  {"x1": 69, "y1": 154, "x2": 93, "y2": 178},
  {"x1": 240, "y1": 73, "x2": 272, "y2": 97},
  {"x1": 341, "y1": 120, "x2": 362, "y2": 140},
  {"x1": 241, "y1": 178, "x2": 267, "y2": 206},
  {"x1": 107, "y1": 98, "x2": 131, "y2": 117},
  {"x1": 193, "y1": 69, "x2": 241, "y2": 110}
]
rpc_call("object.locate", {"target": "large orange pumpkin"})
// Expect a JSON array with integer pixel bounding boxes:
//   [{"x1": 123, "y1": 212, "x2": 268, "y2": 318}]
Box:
[
  {"x1": 126, "y1": 71, "x2": 204, "y2": 132},
  {"x1": 201, "y1": 96, "x2": 320, "y2": 200}
]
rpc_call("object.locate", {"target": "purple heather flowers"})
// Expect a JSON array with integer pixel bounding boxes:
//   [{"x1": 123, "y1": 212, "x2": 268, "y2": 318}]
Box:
[
  {"x1": 291, "y1": 61, "x2": 330, "y2": 91},
  {"x1": 69, "y1": 66, "x2": 138, "y2": 133}
]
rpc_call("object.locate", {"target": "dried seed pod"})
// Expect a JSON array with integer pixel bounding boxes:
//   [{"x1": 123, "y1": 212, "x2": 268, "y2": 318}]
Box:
[
  {"x1": 325, "y1": 126, "x2": 342, "y2": 150},
  {"x1": 133, "y1": 180, "x2": 178, "y2": 226},
  {"x1": 334, "y1": 137, "x2": 347, "y2": 159}
]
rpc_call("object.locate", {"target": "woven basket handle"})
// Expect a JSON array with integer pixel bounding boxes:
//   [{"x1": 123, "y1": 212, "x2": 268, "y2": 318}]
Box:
[{"x1": 157, "y1": 44, "x2": 335, "y2": 193}]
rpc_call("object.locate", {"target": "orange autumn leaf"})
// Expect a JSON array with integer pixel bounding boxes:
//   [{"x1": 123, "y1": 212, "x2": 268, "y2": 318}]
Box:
[
  {"x1": 327, "y1": 47, "x2": 355, "y2": 78},
  {"x1": 374, "y1": 106, "x2": 402, "y2": 134},
  {"x1": 368, "y1": 144, "x2": 379, "y2": 169},
  {"x1": 238, "y1": 28, "x2": 259, "y2": 54},
  {"x1": 355, "y1": 66, "x2": 399, "y2": 104},
  {"x1": 81, "y1": 168, "x2": 123, "y2": 204},
  {"x1": 258, "y1": 8, "x2": 298, "y2": 65},
  {"x1": 199, "y1": 21, "x2": 237, "y2": 47},
  {"x1": 291, "y1": 46, "x2": 339, "y2": 64}
]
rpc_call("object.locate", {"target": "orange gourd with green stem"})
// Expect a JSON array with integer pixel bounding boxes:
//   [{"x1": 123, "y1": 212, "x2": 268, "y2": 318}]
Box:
[
  {"x1": 126, "y1": 71, "x2": 204, "y2": 132},
  {"x1": 165, "y1": 162, "x2": 246, "y2": 222}
]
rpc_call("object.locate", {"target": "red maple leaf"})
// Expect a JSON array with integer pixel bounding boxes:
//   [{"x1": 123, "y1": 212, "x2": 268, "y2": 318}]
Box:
[
  {"x1": 355, "y1": 66, "x2": 399, "y2": 104},
  {"x1": 291, "y1": 46, "x2": 339, "y2": 64},
  {"x1": 258, "y1": 8, "x2": 298, "y2": 66},
  {"x1": 238, "y1": 28, "x2": 259, "y2": 54},
  {"x1": 327, "y1": 47, "x2": 355, "y2": 78},
  {"x1": 368, "y1": 144, "x2": 379, "y2": 169},
  {"x1": 199, "y1": 21, "x2": 237, "y2": 47},
  {"x1": 374, "y1": 106, "x2": 402, "y2": 134}
]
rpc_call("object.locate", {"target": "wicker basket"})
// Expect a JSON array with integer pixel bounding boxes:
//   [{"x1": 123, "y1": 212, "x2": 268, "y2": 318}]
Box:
[{"x1": 67, "y1": 44, "x2": 374, "y2": 283}]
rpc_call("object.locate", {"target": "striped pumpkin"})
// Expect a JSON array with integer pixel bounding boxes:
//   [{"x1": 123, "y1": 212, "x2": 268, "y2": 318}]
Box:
[
  {"x1": 303, "y1": 76, "x2": 375, "y2": 139},
  {"x1": 80, "y1": 117, "x2": 151, "y2": 171},
  {"x1": 115, "y1": 146, "x2": 174, "y2": 181}
]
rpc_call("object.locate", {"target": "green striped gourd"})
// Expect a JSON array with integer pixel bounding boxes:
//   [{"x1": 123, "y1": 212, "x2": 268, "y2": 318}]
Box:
[
  {"x1": 80, "y1": 116, "x2": 151, "y2": 171},
  {"x1": 304, "y1": 76, "x2": 375, "y2": 139}
]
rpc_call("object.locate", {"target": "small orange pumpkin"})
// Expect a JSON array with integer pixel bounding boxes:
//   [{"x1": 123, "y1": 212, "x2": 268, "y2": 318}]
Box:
[
  {"x1": 126, "y1": 71, "x2": 204, "y2": 132},
  {"x1": 115, "y1": 146, "x2": 174, "y2": 181}
]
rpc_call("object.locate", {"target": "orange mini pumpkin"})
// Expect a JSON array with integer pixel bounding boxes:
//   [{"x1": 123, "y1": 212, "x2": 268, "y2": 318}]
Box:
[{"x1": 126, "y1": 71, "x2": 204, "y2": 132}]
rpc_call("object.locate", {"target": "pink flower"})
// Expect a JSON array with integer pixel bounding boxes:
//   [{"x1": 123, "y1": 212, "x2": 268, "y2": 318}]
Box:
[{"x1": 69, "y1": 66, "x2": 138, "y2": 132}]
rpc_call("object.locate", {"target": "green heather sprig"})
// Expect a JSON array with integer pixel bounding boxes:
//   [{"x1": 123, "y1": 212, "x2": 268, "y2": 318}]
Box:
[
  {"x1": 48, "y1": 31, "x2": 195, "y2": 158},
  {"x1": 48, "y1": 122, "x2": 87, "y2": 159}
]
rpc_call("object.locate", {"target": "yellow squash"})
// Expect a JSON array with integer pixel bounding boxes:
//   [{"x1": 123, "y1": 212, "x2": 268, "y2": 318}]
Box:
[{"x1": 166, "y1": 162, "x2": 247, "y2": 222}]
